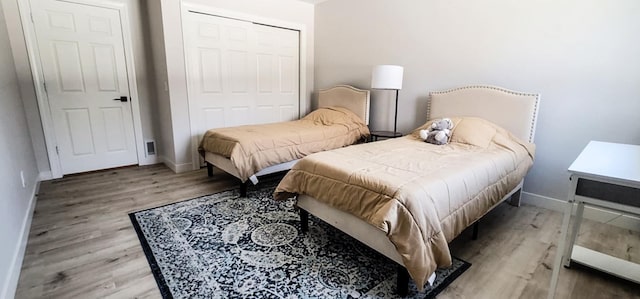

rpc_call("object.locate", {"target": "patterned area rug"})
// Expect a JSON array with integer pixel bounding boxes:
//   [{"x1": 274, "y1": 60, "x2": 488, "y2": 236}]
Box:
[{"x1": 130, "y1": 183, "x2": 470, "y2": 298}]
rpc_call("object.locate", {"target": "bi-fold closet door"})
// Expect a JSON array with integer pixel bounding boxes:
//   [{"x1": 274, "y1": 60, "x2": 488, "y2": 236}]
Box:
[{"x1": 184, "y1": 11, "x2": 300, "y2": 144}]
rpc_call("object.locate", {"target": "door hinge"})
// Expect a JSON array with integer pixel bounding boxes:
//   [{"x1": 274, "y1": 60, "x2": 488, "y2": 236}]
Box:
[{"x1": 55, "y1": 146, "x2": 59, "y2": 155}]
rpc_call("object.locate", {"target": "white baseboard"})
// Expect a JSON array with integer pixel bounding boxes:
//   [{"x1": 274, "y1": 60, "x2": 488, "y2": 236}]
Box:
[
  {"x1": 522, "y1": 191, "x2": 640, "y2": 232},
  {"x1": 161, "y1": 156, "x2": 193, "y2": 173},
  {"x1": 1, "y1": 180, "x2": 40, "y2": 299},
  {"x1": 38, "y1": 170, "x2": 52, "y2": 181},
  {"x1": 139, "y1": 155, "x2": 160, "y2": 166}
]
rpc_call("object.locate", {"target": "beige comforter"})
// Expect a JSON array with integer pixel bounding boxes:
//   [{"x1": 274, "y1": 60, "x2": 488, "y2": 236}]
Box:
[
  {"x1": 274, "y1": 117, "x2": 535, "y2": 289},
  {"x1": 198, "y1": 107, "x2": 369, "y2": 182}
]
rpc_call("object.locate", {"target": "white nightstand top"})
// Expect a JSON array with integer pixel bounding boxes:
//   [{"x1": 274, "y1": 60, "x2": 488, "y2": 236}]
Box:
[{"x1": 568, "y1": 141, "x2": 640, "y2": 187}]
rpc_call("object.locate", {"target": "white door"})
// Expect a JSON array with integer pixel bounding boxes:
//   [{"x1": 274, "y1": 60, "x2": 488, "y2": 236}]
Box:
[
  {"x1": 184, "y1": 12, "x2": 300, "y2": 143},
  {"x1": 32, "y1": 0, "x2": 138, "y2": 174},
  {"x1": 253, "y1": 24, "x2": 300, "y2": 124}
]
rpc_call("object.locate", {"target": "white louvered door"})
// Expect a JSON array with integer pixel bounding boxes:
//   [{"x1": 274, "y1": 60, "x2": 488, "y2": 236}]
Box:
[
  {"x1": 32, "y1": 0, "x2": 137, "y2": 174},
  {"x1": 184, "y1": 12, "x2": 300, "y2": 143}
]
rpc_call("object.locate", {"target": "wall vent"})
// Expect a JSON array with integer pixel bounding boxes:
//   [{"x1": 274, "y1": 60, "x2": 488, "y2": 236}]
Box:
[{"x1": 145, "y1": 140, "x2": 156, "y2": 156}]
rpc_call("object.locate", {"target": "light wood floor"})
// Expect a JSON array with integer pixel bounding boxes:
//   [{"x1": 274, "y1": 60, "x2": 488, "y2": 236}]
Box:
[{"x1": 15, "y1": 164, "x2": 640, "y2": 298}]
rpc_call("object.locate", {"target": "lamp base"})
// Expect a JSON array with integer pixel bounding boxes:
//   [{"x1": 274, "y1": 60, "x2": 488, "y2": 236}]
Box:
[{"x1": 370, "y1": 130, "x2": 403, "y2": 142}]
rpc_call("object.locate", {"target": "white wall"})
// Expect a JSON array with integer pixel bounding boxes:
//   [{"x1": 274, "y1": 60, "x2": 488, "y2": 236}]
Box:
[
  {"x1": 315, "y1": 0, "x2": 640, "y2": 202},
  {"x1": 124, "y1": 0, "x2": 161, "y2": 162},
  {"x1": 1, "y1": 0, "x2": 161, "y2": 177},
  {"x1": 1, "y1": 0, "x2": 50, "y2": 177},
  {"x1": 0, "y1": 3, "x2": 39, "y2": 298},
  {"x1": 145, "y1": 0, "x2": 173, "y2": 164},
  {"x1": 148, "y1": 0, "x2": 315, "y2": 171}
]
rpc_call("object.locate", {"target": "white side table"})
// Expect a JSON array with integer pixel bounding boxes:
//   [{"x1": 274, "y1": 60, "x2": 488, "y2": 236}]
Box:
[{"x1": 548, "y1": 141, "x2": 640, "y2": 299}]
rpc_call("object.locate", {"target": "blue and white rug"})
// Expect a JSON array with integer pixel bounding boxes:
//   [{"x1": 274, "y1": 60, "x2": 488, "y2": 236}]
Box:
[{"x1": 130, "y1": 183, "x2": 470, "y2": 298}]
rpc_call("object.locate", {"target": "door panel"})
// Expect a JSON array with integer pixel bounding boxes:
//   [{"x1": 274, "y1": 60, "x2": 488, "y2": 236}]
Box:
[
  {"x1": 279, "y1": 105, "x2": 297, "y2": 122},
  {"x1": 32, "y1": 0, "x2": 137, "y2": 174},
  {"x1": 101, "y1": 107, "x2": 127, "y2": 151},
  {"x1": 92, "y1": 44, "x2": 119, "y2": 91},
  {"x1": 229, "y1": 50, "x2": 250, "y2": 93},
  {"x1": 185, "y1": 12, "x2": 300, "y2": 143},
  {"x1": 64, "y1": 108, "x2": 94, "y2": 155},
  {"x1": 279, "y1": 56, "x2": 296, "y2": 93},
  {"x1": 199, "y1": 48, "x2": 223, "y2": 93},
  {"x1": 254, "y1": 24, "x2": 299, "y2": 123},
  {"x1": 186, "y1": 13, "x2": 253, "y2": 138},
  {"x1": 53, "y1": 41, "x2": 85, "y2": 92}
]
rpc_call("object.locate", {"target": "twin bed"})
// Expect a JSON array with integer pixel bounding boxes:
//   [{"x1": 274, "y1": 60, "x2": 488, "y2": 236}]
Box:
[
  {"x1": 198, "y1": 85, "x2": 371, "y2": 195},
  {"x1": 273, "y1": 85, "x2": 540, "y2": 294},
  {"x1": 199, "y1": 84, "x2": 540, "y2": 294}
]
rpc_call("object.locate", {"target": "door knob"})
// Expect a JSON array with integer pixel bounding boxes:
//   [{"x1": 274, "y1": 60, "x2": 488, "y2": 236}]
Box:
[{"x1": 113, "y1": 96, "x2": 128, "y2": 102}]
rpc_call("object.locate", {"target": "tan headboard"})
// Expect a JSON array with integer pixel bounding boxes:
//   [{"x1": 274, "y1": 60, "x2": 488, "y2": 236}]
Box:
[
  {"x1": 428, "y1": 85, "x2": 540, "y2": 142},
  {"x1": 317, "y1": 85, "x2": 370, "y2": 125}
]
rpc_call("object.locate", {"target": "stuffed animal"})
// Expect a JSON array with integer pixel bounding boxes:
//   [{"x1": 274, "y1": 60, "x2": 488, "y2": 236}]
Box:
[{"x1": 419, "y1": 118, "x2": 454, "y2": 145}]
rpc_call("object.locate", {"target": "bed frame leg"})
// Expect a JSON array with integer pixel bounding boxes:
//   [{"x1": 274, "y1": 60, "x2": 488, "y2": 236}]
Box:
[
  {"x1": 299, "y1": 209, "x2": 309, "y2": 233},
  {"x1": 206, "y1": 162, "x2": 213, "y2": 177},
  {"x1": 508, "y1": 188, "x2": 522, "y2": 207},
  {"x1": 397, "y1": 265, "x2": 409, "y2": 296},
  {"x1": 240, "y1": 181, "x2": 247, "y2": 197},
  {"x1": 472, "y1": 221, "x2": 479, "y2": 240}
]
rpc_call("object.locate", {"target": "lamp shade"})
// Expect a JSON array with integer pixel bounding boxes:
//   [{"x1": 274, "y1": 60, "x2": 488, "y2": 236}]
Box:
[{"x1": 371, "y1": 65, "x2": 403, "y2": 90}]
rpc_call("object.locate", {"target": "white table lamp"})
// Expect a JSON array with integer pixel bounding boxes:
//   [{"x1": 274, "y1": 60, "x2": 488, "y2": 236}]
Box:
[{"x1": 371, "y1": 65, "x2": 404, "y2": 135}]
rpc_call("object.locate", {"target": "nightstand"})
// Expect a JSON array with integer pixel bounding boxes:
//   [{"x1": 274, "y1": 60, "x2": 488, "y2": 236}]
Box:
[{"x1": 369, "y1": 130, "x2": 402, "y2": 142}]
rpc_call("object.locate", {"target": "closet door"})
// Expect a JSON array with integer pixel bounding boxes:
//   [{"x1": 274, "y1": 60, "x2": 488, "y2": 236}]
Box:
[
  {"x1": 253, "y1": 24, "x2": 300, "y2": 124},
  {"x1": 184, "y1": 12, "x2": 300, "y2": 139}
]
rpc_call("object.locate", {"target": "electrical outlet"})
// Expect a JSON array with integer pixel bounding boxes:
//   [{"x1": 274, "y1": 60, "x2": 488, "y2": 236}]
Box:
[{"x1": 20, "y1": 171, "x2": 26, "y2": 188}]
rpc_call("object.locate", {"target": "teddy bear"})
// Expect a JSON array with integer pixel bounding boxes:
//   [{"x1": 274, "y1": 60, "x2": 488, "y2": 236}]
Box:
[{"x1": 419, "y1": 118, "x2": 454, "y2": 145}]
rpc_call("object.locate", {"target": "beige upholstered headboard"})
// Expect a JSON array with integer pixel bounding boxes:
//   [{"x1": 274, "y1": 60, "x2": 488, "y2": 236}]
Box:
[
  {"x1": 428, "y1": 85, "x2": 540, "y2": 142},
  {"x1": 317, "y1": 85, "x2": 370, "y2": 125}
]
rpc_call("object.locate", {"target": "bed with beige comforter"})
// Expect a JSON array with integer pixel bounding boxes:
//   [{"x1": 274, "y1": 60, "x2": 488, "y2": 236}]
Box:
[
  {"x1": 198, "y1": 107, "x2": 370, "y2": 182},
  {"x1": 274, "y1": 117, "x2": 535, "y2": 288}
]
